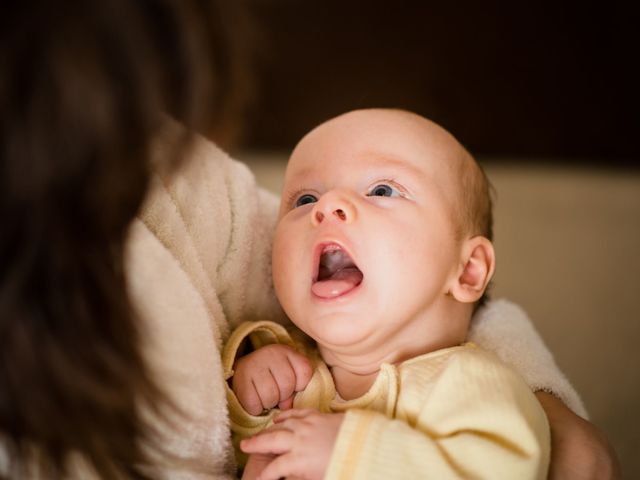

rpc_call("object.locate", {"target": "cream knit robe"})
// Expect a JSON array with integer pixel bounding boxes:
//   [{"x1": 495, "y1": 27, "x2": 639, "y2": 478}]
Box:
[{"x1": 123, "y1": 128, "x2": 586, "y2": 479}]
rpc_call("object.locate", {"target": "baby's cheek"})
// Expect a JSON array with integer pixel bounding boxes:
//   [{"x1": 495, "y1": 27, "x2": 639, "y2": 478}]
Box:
[
  {"x1": 272, "y1": 240, "x2": 303, "y2": 309},
  {"x1": 271, "y1": 229, "x2": 290, "y2": 276}
]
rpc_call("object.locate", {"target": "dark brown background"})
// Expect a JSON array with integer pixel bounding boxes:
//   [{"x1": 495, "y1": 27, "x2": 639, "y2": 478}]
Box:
[{"x1": 237, "y1": 1, "x2": 638, "y2": 164}]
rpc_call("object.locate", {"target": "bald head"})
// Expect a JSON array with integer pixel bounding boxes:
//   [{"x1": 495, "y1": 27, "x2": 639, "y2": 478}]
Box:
[{"x1": 298, "y1": 109, "x2": 466, "y2": 165}]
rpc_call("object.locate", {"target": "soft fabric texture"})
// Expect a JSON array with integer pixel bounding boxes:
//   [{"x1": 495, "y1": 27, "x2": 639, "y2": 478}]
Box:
[
  {"x1": 125, "y1": 124, "x2": 285, "y2": 479},
  {"x1": 121, "y1": 125, "x2": 585, "y2": 478},
  {"x1": 225, "y1": 320, "x2": 550, "y2": 479},
  {"x1": 470, "y1": 299, "x2": 588, "y2": 418}
]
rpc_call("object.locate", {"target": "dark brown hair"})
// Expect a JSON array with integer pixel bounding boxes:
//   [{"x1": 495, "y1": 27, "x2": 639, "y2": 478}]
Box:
[{"x1": 0, "y1": 0, "x2": 249, "y2": 477}]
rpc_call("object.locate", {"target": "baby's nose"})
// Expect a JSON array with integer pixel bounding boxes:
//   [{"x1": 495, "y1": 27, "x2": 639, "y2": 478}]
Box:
[
  {"x1": 311, "y1": 191, "x2": 357, "y2": 226},
  {"x1": 314, "y1": 208, "x2": 346, "y2": 223}
]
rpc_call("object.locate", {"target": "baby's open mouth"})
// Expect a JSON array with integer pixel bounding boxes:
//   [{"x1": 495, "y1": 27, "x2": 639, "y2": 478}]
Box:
[{"x1": 312, "y1": 244, "x2": 363, "y2": 299}]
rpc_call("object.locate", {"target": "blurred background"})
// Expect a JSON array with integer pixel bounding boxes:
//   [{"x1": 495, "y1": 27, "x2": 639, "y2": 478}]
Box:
[
  {"x1": 229, "y1": 0, "x2": 638, "y2": 163},
  {"x1": 223, "y1": 0, "x2": 639, "y2": 475}
]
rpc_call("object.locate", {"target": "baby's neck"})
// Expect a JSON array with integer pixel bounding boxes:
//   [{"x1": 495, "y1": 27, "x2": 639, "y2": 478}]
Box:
[
  {"x1": 319, "y1": 303, "x2": 473, "y2": 399},
  {"x1": 323, "y1": 347, "x2": 416, "y2": 400},
  {"x1": 330, "y1": 365, "x2": 380, "y2": 400},
  {"x1": 322, "y1": 331, "x2": 469, "y2": 399}
]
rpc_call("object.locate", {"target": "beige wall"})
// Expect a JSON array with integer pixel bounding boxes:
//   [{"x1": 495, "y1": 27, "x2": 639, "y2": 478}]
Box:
[{"x1": 240, "y1": 153, "x2": 640, "y2": 477}]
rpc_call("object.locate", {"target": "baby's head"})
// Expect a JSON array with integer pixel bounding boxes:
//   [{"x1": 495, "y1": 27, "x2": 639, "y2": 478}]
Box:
[{"x1": 272, "y1": 109, "x2": 495, "y2": 367}]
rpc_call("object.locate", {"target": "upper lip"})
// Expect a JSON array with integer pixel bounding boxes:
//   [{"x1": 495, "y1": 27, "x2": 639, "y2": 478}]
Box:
[{"x1": 311, "y1": 238, "x2": 359, "y2": 283}]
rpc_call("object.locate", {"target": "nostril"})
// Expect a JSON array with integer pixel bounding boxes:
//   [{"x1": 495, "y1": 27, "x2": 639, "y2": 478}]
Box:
[
  {"x1": 315, "y1": 211, "x2": 325, "y2": 223},
  {"x1": 334, "y1": 209, "x2": 346, "y2": 221}
]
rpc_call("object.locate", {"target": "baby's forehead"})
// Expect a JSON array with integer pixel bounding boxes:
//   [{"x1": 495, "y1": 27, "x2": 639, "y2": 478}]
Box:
[
  {"x1": 295, "y1": 118, "x2": 462, "y2": 170},
  {"x1": 305, "y1": 110, "x2": 461, "y2": 157},
  {"x1": 326, "y1": 109, "x2": 451, "y2": 141}
]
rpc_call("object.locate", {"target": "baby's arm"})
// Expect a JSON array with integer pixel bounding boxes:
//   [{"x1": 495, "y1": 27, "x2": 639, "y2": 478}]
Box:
[
  {"x1": 223, "y1": 321, "x2": 316, "y2": 478},
  {"x1": 232, "y1": 344, "x2": 313, "y2": 415}
]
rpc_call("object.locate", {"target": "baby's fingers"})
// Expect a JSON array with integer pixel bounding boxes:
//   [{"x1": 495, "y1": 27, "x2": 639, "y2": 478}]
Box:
[
  {"x1": 234, "y1": 380, "x2": 264, "y2": 416},
  {"x1": 255, "y1": 453, "x2": 302, "y2": 480},
  {"x1": 274, "y1": 408, "x2": 316, "y2": 423},
  {"x1": 253, "y1": 371, "x2": 282, "y2": 411},
  {"x1": 240, "y1": 428, "x2": 294, "y2": 456},
  {"x1": 277, "y1": 394, "x2": 294, "y2": 410},
  {"x1": 285, "y1": 349, "x2": 314, "y2": 392}
]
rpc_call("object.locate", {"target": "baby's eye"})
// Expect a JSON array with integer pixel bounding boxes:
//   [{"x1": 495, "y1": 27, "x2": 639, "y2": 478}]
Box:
[
  {"x1": 367, "y1": 183, "x2": 401, "y2": 198},
  {"x1": 295, "y1": 194, "x2": 318, "y2": 207}
]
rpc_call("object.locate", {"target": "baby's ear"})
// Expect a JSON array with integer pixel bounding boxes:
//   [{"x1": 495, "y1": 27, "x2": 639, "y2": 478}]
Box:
[{"x1": 449, "y1": 236, "x2": 495, "y2": 303}]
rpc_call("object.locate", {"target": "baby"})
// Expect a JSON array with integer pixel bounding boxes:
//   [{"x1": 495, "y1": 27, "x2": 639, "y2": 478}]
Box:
[{"x1": 224, "y1": 109, "x2": 550, "y2": 479}]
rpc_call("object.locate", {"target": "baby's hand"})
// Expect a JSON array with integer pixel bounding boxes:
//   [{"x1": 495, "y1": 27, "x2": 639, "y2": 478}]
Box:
[
  {"x1": 232, "y1": 344, "x2": 313, "y2": 415},
  {"x1": 240, "y1": 453, "x2": 276, "y2": 480},
  {"x1": 240, "y1": 409, "x2": 344, "y2": 480}
]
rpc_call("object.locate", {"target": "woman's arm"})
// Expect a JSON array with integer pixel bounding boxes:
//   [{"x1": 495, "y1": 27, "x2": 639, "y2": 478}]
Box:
[{"x1": 536, "y1": 392, "x2": 621, "y2": 480}]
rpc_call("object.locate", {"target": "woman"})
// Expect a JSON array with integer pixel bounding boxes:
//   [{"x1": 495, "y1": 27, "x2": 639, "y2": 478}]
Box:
[
  {"x1": 0, "y1": 1, "x2": 619, "y2": 478},
  {"x1": 1, "y1": 1, "x2": 244, "y2": 477}
]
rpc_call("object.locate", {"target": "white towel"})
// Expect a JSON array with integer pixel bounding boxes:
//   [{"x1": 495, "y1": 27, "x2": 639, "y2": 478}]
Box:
[
  {"x1": 125, "y1": 122, "x2": 284, "y2": 478},
  {"x1": 470, "y1": 299, "x2": 588, "y2": 419}
]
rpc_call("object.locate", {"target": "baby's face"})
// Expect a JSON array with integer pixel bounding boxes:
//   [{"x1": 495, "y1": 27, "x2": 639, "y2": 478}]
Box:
[{"x1": 273, "y1": 109, "x2": 468, "y2": 357}]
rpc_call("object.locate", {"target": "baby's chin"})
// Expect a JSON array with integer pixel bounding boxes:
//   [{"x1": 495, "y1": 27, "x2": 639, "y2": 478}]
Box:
[{"x1": 297, "y1": 313, "x2": 375, "y2": 350}]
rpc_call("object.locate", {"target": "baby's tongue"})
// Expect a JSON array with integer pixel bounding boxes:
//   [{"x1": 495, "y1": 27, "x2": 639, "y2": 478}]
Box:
[{"x1": 311, "y1": 267, "x2": 363, "y2": 299}]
